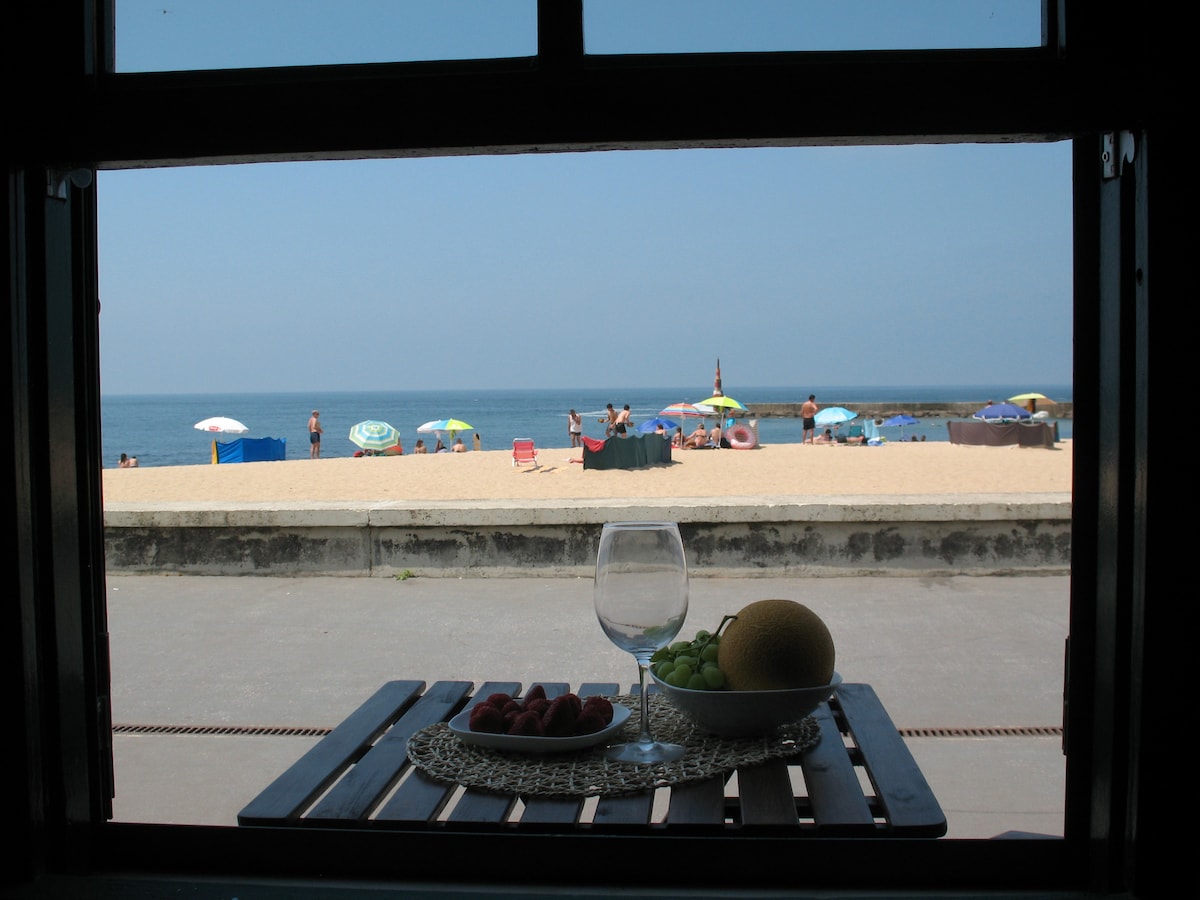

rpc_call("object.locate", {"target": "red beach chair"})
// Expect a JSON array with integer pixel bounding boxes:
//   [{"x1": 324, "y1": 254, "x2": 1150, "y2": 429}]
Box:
[{"x1": 512, "y1": 438, "x2": 540, "y2": 468}]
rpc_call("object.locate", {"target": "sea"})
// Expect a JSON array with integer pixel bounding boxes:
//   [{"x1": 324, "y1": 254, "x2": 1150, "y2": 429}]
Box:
[{"x1": 101, "y1": 384, "x2": 1073, "y2": 469}]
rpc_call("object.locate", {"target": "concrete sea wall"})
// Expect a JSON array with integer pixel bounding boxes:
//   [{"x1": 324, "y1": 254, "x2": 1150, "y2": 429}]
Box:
[{"x1": 104, "y1": 495, "x2": 1072, "y2": 578}]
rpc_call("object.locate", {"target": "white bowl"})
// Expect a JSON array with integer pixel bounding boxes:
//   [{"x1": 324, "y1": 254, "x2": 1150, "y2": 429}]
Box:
[{"x1": 651, "y1": 671, "x2": 842, "y2": 737}]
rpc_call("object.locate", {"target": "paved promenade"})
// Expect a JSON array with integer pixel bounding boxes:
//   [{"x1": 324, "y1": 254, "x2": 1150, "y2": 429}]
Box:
[{"x1": 107, "y1": 571, "x2": 1068, "y2": 839}]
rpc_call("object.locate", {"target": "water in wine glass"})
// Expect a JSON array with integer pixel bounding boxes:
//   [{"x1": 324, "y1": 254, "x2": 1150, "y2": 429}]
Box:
[
  {"x1": 594, "y1": 521, "x2": 689, "y2": 764},
  {"x1": 599, "y1": 612, "x2": 687, "y2": 656}
]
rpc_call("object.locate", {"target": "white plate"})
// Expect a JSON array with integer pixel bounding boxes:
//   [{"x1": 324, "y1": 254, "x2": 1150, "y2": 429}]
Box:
[{"x1": 448, "y1": 702, "x2": 631, "y2": 753}]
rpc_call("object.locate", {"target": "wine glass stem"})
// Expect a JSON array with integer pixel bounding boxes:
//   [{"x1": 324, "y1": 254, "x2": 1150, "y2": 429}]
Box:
[{"x1": 636, "y1": 657, "x2": 654, "y2": 747}]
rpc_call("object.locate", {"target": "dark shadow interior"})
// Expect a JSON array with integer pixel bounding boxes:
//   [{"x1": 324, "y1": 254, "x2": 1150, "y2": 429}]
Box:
[{"x1": 5, "y1": 2, "x2": 1173, "y2": 897}]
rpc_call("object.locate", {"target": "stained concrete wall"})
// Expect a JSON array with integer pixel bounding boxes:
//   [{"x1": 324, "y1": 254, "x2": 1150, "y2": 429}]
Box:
[{"x1": 103, "y1": 495, "x2": 1071, "y2": 578}]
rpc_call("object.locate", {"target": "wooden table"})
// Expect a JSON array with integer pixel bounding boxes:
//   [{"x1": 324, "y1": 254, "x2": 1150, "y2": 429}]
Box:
[{"x1": 237, "y1": 680, "x2": 945, "y2": 837}]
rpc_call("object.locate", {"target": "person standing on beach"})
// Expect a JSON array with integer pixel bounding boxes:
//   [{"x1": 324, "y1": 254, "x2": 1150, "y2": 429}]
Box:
[
  {"x1": 614, "y1": 404, "x2": 631, "y2": 436},
  {"x1": 800, "y1": 395, "x2": 818, "y2": 444},
  {"x1": 604, "y1": 403, "x2": 618, "y2": 437},
  {"x1": 308, "y1": 409, "x2": 323, "y2": 458},
  {"x1": 473, "y1": 433, "x2": 481, "y2": 451},
  {"x1": 568, "y1": 409, "x2": 583, "y2": 447}
]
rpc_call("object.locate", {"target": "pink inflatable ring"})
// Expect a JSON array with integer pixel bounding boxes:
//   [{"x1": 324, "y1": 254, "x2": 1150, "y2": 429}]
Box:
[{"x1": 727, "y1": 423, "x2": 758, "y2": 450}]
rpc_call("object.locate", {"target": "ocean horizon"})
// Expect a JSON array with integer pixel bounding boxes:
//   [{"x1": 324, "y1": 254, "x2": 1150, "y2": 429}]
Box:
[{"x1": 101, "y1": 384, "x2": 1073, "y2": 469}]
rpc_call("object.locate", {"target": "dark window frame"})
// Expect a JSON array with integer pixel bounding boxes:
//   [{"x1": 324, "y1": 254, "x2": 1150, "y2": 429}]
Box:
[{"x1": 8, "y1": 1, "x2": 1166, "y2": 896}]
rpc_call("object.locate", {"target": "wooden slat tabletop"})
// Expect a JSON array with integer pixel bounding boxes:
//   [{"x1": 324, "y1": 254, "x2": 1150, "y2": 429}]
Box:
[{"x1": 237, "y1": 680, "x2": 945, "y2": 837}]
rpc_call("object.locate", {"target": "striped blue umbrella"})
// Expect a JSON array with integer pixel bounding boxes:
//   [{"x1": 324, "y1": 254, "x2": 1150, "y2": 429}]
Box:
[{"x1": 348, "y1": 420, "x2": 401, "y2": 451}]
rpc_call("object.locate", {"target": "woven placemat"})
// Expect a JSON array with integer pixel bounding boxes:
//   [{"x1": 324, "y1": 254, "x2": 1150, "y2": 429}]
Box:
[{"x1": 406, "y1": 694, "x2": 821, "y2": 798}]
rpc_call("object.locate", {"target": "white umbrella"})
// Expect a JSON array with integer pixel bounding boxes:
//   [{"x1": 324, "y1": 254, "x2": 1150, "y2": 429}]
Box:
[
  {"x1": 194, "y1": 416, "x2": 249, "y2": 434},
  {"x1": 417, "y1": 418, "x2": 473, "y2": 440}
]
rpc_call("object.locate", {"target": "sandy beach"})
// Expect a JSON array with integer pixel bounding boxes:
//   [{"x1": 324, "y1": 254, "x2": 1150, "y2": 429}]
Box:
[{"x1": 102, "y1": 440, "x2": 1072, "y2": 504}]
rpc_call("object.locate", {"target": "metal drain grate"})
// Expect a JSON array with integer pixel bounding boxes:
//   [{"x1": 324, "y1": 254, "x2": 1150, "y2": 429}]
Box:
[
  {"x1": 113, "y1": 724, "x2": 331, "y2": 737},
  {"x1": 112, "y1": 723, "x2": 1063, "y2": 739},
  {"x1": 900, "y1": 725, "x2": 1062, "y2": 738}
]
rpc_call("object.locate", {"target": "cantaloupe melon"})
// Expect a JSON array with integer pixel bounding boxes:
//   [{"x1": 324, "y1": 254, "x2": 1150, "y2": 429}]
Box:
[{"x1": 717, "y1": 599, "x2": 835, "y2": 691}]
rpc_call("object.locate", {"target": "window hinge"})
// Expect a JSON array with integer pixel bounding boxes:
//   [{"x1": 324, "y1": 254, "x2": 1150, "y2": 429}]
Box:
[
  {"x1": 1101, "y1": 132, "x2": 1135, "y2": 179},
  {"x1": 47, "y1": 167, "x2": 93, "y2": 199}
]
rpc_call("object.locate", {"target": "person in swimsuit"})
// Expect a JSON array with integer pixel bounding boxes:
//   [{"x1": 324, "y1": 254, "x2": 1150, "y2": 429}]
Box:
[
  {"x1": 800, "y1": 394, "x2": 818, "y2": 444},
  {"x1": 308, "y1": 410, "x2": 323, "y2": 458},
  {"x1": 603, "y1": 403, "x2": 618, "y2": 437},
  {"x1": 614, "y1": 404, "x2": 631, "y2": 436}
]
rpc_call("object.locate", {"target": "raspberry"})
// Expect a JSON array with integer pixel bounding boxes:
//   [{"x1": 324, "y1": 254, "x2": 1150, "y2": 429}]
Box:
[
  {"x1": 522, "y1": 698, "x2": 551, "y2": 717},
  {"x1": 507, "y1": 710, "x2": 545, "y2": 736},
  {"x1": 541, "y1": 695, "x2": 579, "y2": 737},
  {"x1": 574, "y1": 710, "x2": 607, "y2": 735},
  {"x1": 522, "y1": 685, "x2": 547, "y2": 704},
  {"x1": 500, "y1": 699, "x2": 522, "y2": 718},
  {"x1": 468, "y1": 704, "x2": 504, "y2": 733},
  {"x1": 580, "y1": 696, "x2": 614, "y2": 724}
]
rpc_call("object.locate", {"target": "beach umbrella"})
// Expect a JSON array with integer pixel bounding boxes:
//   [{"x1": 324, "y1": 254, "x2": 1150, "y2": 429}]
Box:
[
  {"x1": 880, "y1": 414, "x2": 919, "y2": 440},
  {"x1": 348, "y1": 420, "x2": 401, "y2": 452},
  {"x1": 417, "y1": 418, "x2": 474, "y2": 441},
  {"x1": 696, "y1": 395, "x2": 747, "y2": 413},
  {"x1": 194, "y1": 416, "x2": 249, "y2": 434},
  {"x1": 1008, "y1": 391, "x2": 1055, "y2": 415},
  {"x1": 636, "y1": 417, "x2": 680, "y2": 434},
  {"x1": 1007, "y1": 392, "x2": 1055, "y2": 405},
  {"x1": 973, "y1": 402, "x2": 1031, "y2": 420},
  {"x1": 814, "y1": 407, "x2": 857, "y2": 427},
  {"x1": 660, "y1": 402, "x2": 712, "y2": 419}
]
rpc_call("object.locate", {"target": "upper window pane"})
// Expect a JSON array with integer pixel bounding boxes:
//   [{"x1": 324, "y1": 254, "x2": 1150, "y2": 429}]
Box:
[
  {"x1": 585, "y1": 0, "x2": 1043, "y2": 54},
  {"x1": 114, "y1": 0, "x2": 537, "y2": 73}
]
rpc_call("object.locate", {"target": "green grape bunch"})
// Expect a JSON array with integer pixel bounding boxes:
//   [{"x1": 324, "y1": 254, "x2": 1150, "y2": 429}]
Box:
[{"x1": 650, "y1": 616, "x2": 737, "y2": 691}]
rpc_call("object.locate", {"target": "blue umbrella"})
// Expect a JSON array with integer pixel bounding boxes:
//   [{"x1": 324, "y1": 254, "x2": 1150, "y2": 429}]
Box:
[
  {"x1": 637, "y1": 417, "x2": 680, "y2": 434},
  {"x1": 973, "y1": 403, "x2": 1031, "y2": 421},
  {"x1": 880, "y1": 414, "x2": 918, "y2": 440}
]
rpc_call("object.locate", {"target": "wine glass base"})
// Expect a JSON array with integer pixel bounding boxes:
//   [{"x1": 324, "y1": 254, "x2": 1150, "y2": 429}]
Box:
[{"x1": 603, "y1": 740, "x2": 686, "y2": 764}]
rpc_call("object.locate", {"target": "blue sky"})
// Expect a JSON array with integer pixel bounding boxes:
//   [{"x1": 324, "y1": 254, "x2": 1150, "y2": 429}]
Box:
[{"x1": 98, "y1": 2, "x2": 1067, "y2": 395}]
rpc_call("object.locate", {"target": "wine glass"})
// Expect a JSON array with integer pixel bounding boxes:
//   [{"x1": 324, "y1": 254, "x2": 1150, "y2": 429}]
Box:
[{"x1": 593, "y1": 521, "x2": 689, "y2": 763}]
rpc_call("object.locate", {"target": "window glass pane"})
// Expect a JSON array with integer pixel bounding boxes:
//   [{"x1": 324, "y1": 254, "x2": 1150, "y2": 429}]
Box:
[
  {"x1": 585, "y1": 0, "x2": 1043, "y2": 54},
  {"x1": 98, "y1": 143, "x2": 1071, "y2": 836},
  {"x1": 114, "y1": 0, "x2": 537, "y2": 73}
]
